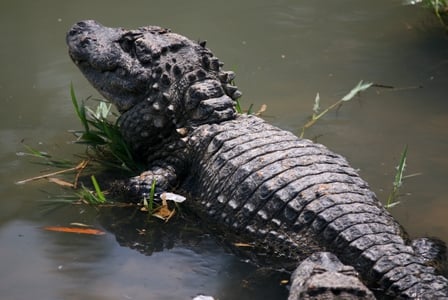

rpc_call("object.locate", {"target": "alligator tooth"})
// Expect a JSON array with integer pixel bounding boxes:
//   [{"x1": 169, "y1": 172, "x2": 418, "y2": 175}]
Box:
[
  {"x1": 152, "y1": 83, "x2": 159, "y2": 91},
  {"x1": 167, "y1": 104, "x2": 175, "y2": 112}
]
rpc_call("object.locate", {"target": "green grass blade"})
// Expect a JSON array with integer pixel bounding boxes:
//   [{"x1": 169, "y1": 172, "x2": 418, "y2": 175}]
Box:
[
  {"x1": 70, "y1": 83, "x2": 90, "y2": 133},
  {"x1": 20, "y1": 144, "x2": 51, "y2": 158},
  {"x1": 148, "y1": 178, "x2": 157, "y2": 213},
  {"x1": 90, "y1": 175, "x2": 106, "y2": 203},
  {"x1": 386, "y1": 145, "x2": 408, "y2": 209},
  {"x1": 394, "y1": 144, "x2": 408, "y2": 189},
  {"x1": 235, "y1": 99, "x2": 243, "y2": 114}
]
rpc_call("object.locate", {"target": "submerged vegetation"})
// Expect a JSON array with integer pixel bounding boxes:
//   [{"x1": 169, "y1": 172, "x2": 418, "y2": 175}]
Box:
[{"x1": 407, "y1": 0, "x2": 448, "y2": 29}]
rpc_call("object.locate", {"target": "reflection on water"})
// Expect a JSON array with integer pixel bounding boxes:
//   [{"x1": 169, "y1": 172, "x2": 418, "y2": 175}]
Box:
[{"x1": 1, "y1": 0, "x2": 448, "y2": 299}]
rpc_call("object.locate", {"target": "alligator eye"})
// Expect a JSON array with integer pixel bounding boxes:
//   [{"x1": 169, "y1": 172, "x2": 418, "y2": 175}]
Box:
[
  {"x1": 117, "y1": 32, "x2": 143, "y2": 56},
  {"x1": 311, "y1": 267, "x2": 326, "y2": 275},
  {"x1": 118, "y1": 36, "x2": 135, "y2": 54}
]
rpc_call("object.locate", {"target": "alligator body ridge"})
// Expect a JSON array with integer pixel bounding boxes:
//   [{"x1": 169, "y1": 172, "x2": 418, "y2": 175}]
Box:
[{"x1": 67, "y1": 20, "x2": 448, "y2": 299}]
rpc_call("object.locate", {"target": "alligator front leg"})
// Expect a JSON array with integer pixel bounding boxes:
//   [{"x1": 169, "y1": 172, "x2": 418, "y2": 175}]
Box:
[
  {"x1": 129, "y1": 162, "x2": 179, "y2": 198},
  {"x1": 110, "y1": 160, "x2": 182, "y2": 202}
]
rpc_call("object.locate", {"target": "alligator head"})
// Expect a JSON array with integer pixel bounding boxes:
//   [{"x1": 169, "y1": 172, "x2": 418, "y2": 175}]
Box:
[{"x1": 67, "y1": 20, "x2": 241, "y2": 156}]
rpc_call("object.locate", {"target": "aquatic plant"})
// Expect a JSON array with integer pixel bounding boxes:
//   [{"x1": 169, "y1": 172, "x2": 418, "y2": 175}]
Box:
[
  {"x1": 406, "y1": 0, "x2": 448, "y2": 28},
  {"x1": 386, "y1": 145, "x2": 408, "y2": 208},
  {"x1": 76, "y1": 175, "x2": 107, "y2": 205},
  {"x1": 142, "y1": 179, "x2": 157, "y2": 214},
  {"x1": 299, "y1": 83, "x2": 420, "y2": 209},
  {"x1": 300, "y1": 80, "x2": 373, "y2": 138},
  {"x1": 70, "y1": 83, "x2": 144, "y2": 173}
]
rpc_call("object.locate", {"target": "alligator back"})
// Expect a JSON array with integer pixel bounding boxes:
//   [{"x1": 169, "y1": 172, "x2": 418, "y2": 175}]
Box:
[{"x1": 186, "y1": 114, "x2": 448, "y2": 298}]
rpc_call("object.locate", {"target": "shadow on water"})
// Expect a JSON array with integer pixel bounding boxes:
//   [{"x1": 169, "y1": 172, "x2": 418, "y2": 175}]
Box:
[
  {"x1": 2, "y1": 0, "x2": 448, "y2": 299},
  {"x1": 98, "y1": 206, "x2": 290, "y2": 299}
]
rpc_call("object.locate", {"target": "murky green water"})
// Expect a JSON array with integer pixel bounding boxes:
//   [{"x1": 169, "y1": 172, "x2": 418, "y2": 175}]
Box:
[{"x1": 1, "y1": 1, "x2": 448, "y2": 299}]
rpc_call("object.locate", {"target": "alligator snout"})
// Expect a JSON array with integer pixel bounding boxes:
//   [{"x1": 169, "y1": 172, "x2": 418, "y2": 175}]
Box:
[
  {"x1": 67, "y1": 20, "x2": 95, "y2": 38},
  {"x1": 66, "y1": 20, "x2": 99, "y2": 63},
  {"x1": 67, "y1": 20, "x2": 125, "y2": 72}
]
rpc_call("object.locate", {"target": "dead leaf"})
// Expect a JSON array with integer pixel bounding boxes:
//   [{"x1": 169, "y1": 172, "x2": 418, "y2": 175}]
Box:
[
  {"x1": 256, "y1": 104, "x2": 267, "y2": 116},
  {"x1": 16, "y1": 159, "x2": 89, "y2": 185},
  {"x1": 48, "y1": 177, "x2": 74, "y2": 187},
  {"x1": 43, "y1": 226, "x2": 105, "y2": 235},
  {"x1": 152, "y1": 206, "x2": 175, "y2": 222},
  {"x1": 152, "y1": 196, "x2": 176, "y2": 222},
  {"x1": 233, "y1": 242, "x2": 254, "y2": 248}
]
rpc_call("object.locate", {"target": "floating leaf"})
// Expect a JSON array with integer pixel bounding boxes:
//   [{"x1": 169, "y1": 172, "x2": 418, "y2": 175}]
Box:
[
  {"x1": 43, "y1": 226, "x2": 105, "y2": 235},
  {"x1": 341, "y1": 80, "x2": 373, "y2": 101}
]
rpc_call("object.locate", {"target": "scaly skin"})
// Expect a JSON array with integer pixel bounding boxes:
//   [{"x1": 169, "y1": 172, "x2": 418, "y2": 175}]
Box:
[
  {"x1": 288, "y1": 252, "x2": 375, "y2": 300},
  {"x1": 67, "y1": 20, "x2": 448, "y2": 299}
]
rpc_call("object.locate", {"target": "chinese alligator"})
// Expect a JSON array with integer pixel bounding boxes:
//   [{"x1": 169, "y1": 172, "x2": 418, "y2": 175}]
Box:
[{"x1": 66, "y1": 20, "x2": 448, "y2": 299}]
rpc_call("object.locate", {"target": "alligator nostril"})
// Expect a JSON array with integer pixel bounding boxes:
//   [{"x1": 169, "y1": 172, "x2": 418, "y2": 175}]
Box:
[
  {"x1": 80, "y1": 37, "x2": 91, "y2": 48},
  {"x1": 68, "y1": 20, "x2": 99, "y2": 38}
]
